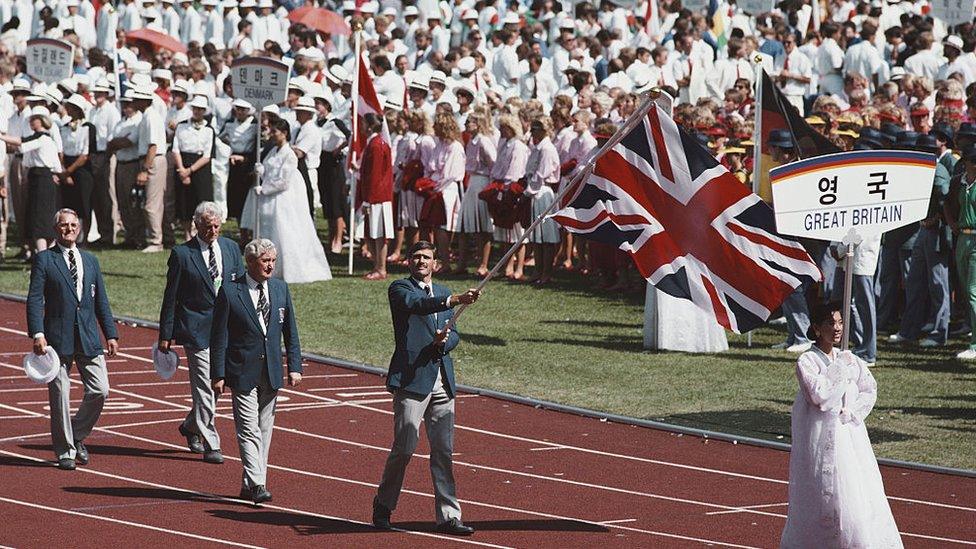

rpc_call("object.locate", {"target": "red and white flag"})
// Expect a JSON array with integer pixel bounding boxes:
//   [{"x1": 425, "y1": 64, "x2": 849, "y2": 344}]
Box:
[{"x1": 349, "y1": 53, "x2": 389, "y2": 168}]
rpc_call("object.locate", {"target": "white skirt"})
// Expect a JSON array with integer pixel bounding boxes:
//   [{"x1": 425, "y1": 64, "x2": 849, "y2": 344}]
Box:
[
  {"x1": 458, "y1": 173, "x2": 494, "y2": 234},
  {"x1": 365, "y1": 201, "x2": 394, "y2": 239},
  {"x1": 524, "y1": 186, "x2": 560, "y2": 244},
  {"x1": 441, "y1": 182, "x2": 461, "y2": 233},
  {"x1": 397, "y1": 189, "x2": 423, "y2": 228},
  {"x1": 493, "y1": 223, "x2": 524, "y2": 244}
]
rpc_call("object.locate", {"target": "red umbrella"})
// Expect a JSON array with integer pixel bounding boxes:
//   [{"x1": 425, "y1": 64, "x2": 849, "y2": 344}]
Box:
[
  {"x1": 125, "y1": 28, "x2": 187, "y2": 54},
  {"x1": 288, "y1": 7, "x2": 350, "y2": 36}
]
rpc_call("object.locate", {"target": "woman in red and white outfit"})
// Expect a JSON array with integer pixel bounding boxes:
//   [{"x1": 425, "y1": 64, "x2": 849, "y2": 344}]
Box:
[
  {"x1": 523, "y1": 116, "x2": 561, "y2": 285},
  {"x1": 394, "y1": 111, "x2": 434, "y2": 261},
  {"x1": 424, "y1": 112, "x2": 466, "y2": 273},
  {"x1": 455, "y1": 111, "x2": 497, "y2": 275},
  {"x1": 358, "y1": 113, "x2": 395, "y2": 280},
  {"x1": 489, "y1": 114, "x2": 530, "y2": 280}
]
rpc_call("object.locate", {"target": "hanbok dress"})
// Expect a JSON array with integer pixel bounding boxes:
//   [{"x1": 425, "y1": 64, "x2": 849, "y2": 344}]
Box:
[
  {"x1": 781, "y1": 347, "x2": 902, "y2": 549},
  {"x1": 241, "y1": 144, "x2": 332, "y2": 283}
]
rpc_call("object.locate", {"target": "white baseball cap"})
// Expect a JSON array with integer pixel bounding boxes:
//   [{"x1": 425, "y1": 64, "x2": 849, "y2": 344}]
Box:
[
  {"x1": 23, "y1": 347, "x2": 60, "y2": 384},
  {"x1": 151, "y1": 342, "x2": 179, "y2": 380}
]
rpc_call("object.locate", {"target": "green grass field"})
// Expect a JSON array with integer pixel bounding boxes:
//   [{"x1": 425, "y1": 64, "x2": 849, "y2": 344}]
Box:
[{"x1": 2, "y1": 232, "x2": 974, "y2": 470}]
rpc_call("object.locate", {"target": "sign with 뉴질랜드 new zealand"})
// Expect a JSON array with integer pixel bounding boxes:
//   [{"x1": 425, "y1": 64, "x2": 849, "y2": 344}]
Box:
[
  {"x1": 930, "y1": 0, "x2": 976, "y2": 28},
  {"x1": 26, "y1": 39, "x2": 74, "y2": 83},
  {"x1": 770, "y1": 150, "x2": 936, "y2": 242},
  {"x1": 230, "y1": 57, "x2": 290, "y2": 111}
]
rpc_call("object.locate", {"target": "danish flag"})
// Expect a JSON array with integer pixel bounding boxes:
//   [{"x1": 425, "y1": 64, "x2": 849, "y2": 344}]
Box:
[{"x1": 552, "y1": 104, "x2": 821, "y2": 333}]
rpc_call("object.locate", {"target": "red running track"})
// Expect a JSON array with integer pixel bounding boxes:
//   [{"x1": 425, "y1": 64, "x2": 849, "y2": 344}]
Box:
[{"x1": 0, "y1": 299, "x2": 973, "y2": 548}]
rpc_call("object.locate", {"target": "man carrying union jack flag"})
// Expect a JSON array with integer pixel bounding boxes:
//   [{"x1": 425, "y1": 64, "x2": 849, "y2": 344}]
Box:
[{"x1": 551, "y1": 103, "x2": 822, "y2": 333}]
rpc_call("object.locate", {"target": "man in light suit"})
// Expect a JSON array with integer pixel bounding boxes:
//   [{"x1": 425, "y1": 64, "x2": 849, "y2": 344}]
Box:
[
  {"x1": 210, "y1": 239, "x2": 302, "y2": 504},
  {"x1": 27, "y1": 209, "x2": 119, "y2": 471},
  {"x1": 373, "y1": 241, "x2": 479, "y2": 535},
  {"x1": 158, "y1": 202, "x2": 244, "y2": 464}
]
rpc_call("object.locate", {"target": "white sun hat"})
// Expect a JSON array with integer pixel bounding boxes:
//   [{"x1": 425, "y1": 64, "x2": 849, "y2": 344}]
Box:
[
  {"x1": 151, "y1": 342, "x2": 179, "y2": 380},
  {"x1": 23, "y1": 347, "x2": 60, "y2": 384}
]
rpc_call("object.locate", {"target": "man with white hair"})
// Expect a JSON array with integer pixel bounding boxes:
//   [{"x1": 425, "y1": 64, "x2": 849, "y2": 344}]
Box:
[
  {"x1": 159, "y1": 201, "x2": 244, "y2": 465},
  {"x1": 211, "y1": 238, "x2": 303, "y2": 504}
]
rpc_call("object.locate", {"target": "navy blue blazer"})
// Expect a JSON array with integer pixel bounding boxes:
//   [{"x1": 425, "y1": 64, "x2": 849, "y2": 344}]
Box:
[
  {"x1": 210, "y1": 276, "x2": 302, "y2": 392},
  {"x1": 26, "y1": 247, "x2": 118, "y2": 361},
  {"x1": 158, "y1": 236, "x2": 244, "y2": 349},
  {"x1": 387, "y1": 277, "x2": 461, "y2": 398}
]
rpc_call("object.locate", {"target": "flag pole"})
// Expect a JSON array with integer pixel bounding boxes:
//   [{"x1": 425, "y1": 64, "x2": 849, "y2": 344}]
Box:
[
  {"x1": 347, "y1": 23, "x2": 362, "y2": 275},
  {"x1": 442, "y1": 94, "x2": 661, "y2": 334},
  {"x1": 748, "y1": 57, "x2": 764, "y2": 348}
]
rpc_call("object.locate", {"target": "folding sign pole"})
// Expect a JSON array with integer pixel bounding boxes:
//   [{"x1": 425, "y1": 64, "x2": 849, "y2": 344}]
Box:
[{"x1": 839, "y1": 230, "x2": 862, "y2": 352}]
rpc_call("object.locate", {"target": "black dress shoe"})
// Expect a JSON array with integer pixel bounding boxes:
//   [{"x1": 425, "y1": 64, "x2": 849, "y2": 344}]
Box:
[
  {"x1": 435, "y1": 518, "x2": 474, "y2": 536},
  {"x1": 239, "y1": 486, "x2": 250, "y2": 500},
  {"x1": 57, "y1": 458, "x2": 76, "y2": 470},
  {"x1": 74, "y1": 441, "x2": 89, "y2": 465},
  {"x1": 250, "y1": 485, "x2": 272, "y2": 504},
  {"x1": 178, "y1": 424, "x2": 205, "y2": 454},
  {"x1": 372, "y1": 497, "x2": 392, "y2": 529},
  {"x1": 203, "y1": 450, "x2": 224, "y2": 464}
]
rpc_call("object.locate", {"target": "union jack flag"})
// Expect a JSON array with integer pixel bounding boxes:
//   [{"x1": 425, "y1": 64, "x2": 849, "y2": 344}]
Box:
[{"x1": 551, "y1": 104, "x2": 822, "y2": 333}]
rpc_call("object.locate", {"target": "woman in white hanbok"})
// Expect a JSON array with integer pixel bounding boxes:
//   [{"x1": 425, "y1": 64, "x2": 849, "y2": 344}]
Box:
[
  {"x1": 781, "y1": 303, "x2": 902, "y2": 549},
  {"x1": 241, "y1": 118, "x2": 332, "y2": 284}
]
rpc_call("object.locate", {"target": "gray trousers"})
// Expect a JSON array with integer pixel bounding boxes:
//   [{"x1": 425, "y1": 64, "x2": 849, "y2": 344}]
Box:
[
  {"x1": 898, "y1": 227, "x2": 950, "y2": 343},
  {"x1": 231, "y1": 371, "x2": 276, "y2": 489},
  {"x1": 181, "y1": 346, "x2": 220, "y2": 451},
  {"x1": 376, "y1": 386, "x2": 461, "y2": 524},
  {"x1": 47, "y1": 354, "x2": 109, "y2": 460},
  {"x1": 115, "y1": 160, "x2": 142, "y2": 245}
]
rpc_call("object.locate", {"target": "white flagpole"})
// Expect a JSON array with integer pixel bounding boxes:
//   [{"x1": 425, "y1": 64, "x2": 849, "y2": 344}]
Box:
[
  {"x1": 442, "y1": 94, "x2": 660, "y2": 334},
  {"x1": 347, "y1": 25, "x2": 362, "y2": 275}
]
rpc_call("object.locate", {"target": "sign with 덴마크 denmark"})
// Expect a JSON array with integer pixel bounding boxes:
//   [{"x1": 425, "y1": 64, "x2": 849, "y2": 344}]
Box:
[
  {"x1": 230, "y1": 57, "x2": 290, "y2": 110},
  {"x1": 930, "y1": 0, "x2": 976, "y2": 27},
  {"x1": 26, "y1": 39, "x2": 75, "y2": 83},
  {"x1": 738, "y1": 0, "x2": 776, "y2": 14},
  {"x1": 770, "y1": 150, "x2": 936, "y2": 242}
]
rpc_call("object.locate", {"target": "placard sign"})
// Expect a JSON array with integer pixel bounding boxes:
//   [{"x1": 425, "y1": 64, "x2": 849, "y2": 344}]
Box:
[
  {"x1": 683, "y1": 0, "x2": 708, "y2": 12},
  {"x1": 230, "y1": 57, "x2": 290, "y2": 110},
  {"x1": 930, "y1": 0, "x2": 976, "y2": 27},
  {"x1": 770, "y1": 150, "x2": 936, "y2": 241},
  {"x1": 26, "y1": 39, "x2": 74, "y2": 83},
  {"x1": 738, "y1": 0, "x2": 775, "y2": 15}
]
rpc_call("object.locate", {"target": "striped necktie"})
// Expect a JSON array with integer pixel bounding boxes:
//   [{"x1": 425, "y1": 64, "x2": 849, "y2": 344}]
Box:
[
  {"x1": 256, "y1": 282, "x2": 270, "y2": 329},
  {"x1": 68, "y1": 249, "x2": 78, "y2": 296},
  {"x1": 207, "y1": 242, "x2": 219, "y2": 280}
]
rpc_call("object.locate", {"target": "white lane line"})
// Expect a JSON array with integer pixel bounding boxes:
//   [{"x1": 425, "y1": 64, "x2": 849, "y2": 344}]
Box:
[
  {"x1": 334, "y1": 391, "x2": 391, "y2": 398},
  {"x1": 0, "y1": 415, "x2": 37, "y2": 420},
  {"x1": 0, "y1": 401, "x2": 44, "y2": 418},
  {"x1": 0, "y1": 387, "x2": 50, "y2": 393},
  {"x1": 0, "y1": 495, "x2": 266, "y2": 548},
  {"x1": 598, "y1": 519, "x2": 637, "y2": 525},
  {"x1": 308, "y1": 385, "x2": 387, "y2": 392},
  {"x1": 706, "y1": 503, "x2": 789, "y2": 516},
  {"x1": 529, "y1": 446, "x2": 571, "y2": 452},
  {"x1": 118, "y1": 381, "x2": 187, "y2": 387},
  {"x1": 71, "y1": 500, "x2": 195, "y2": 512},
  {"x1": 0, "y1": 448, "x2": 515, "y2": 549},
  {"x1": 16, "y1": 397, "x2": 126, "y2": 406}
]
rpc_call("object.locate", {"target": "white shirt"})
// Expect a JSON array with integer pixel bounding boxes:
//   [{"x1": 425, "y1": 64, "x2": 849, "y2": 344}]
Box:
[
  {"x1": 173, "y1": 120, "x2": 215, "y2": 156},
  {"x1": 245, "y1": 274, "x2": 268, "y2": 334},
  {"x1": 20, "y1": 132, "x2": 62, "y2": 171},
  {"x1": 198, "y1": 236, "x2": 223, "y2": 286},
  {"x1": 89, "y1": 102, "x2": 122, "y2": 153},
  {"x1": 318, "y1": 117, "x2": 346, "y2": 154},
  {"x1": 113, "y1": 111, "x2": 143, "y2": 162},
  {"x1": 776, "y1": 49, "x2": 814, "y2": 97},
  {"x1": 59, "y1": 244, "x2": 84, "y2": 301},
  {"x1": 903, "y1": 49, "x2": 944, "y2": 81},
  {"x1": 138, "y1": 107, "x2": 166, "y2": 157},
  {"x1": 179, "y1": 6, "x2": 204, "y2": 45},
  {"x1": 60, "y1": 121, "x2": 91, "y2": 157},
  {"x1": 203, "y1": 8, "x2": 224, "y2": 49},
  {"x1": 843, "y1": 40, "x2": 883, "y2": 86},
  {"x1": 220, "y1": 116, "x2": 257, "y2": 154},
  {"x1": 293, "y1": 119, "x2": 322, "y2": 170}
]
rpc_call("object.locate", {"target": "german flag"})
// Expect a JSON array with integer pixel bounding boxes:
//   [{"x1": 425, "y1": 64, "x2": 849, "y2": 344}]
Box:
[{"x1": 756, "y1": 71, "x2": 839, "y2": 202}]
